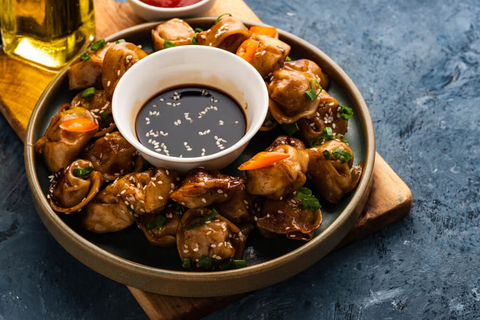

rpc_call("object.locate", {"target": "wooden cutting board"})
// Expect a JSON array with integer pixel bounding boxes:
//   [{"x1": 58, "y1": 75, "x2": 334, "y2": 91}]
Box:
[{"x1": 0, "y1": 0, "x2": 412, "y2": 319}]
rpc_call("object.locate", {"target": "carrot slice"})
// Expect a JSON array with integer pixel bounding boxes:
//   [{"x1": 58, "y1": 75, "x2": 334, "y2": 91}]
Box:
[
  {"x1": 249, "y1": 26, "x2": 277, "y2": 38},
  {"x1": 236, "y1": 39, "x2": 260, "y2": 63},
  {"x1": 60, "y1": 118, "x2": 98, "y2": 133},
  {"x1": 238, "y1": 152, "x2": 290, "y2": 170}
]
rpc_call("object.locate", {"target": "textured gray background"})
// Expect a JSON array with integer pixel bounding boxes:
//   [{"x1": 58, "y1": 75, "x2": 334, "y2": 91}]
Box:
[{"x1": 1, "y1": 0, "x2": 480, "y2": 319}]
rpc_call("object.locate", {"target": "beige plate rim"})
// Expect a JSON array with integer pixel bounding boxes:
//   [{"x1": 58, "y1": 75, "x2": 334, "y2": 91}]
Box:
[{"x1": 24, "y1": 17, "x2": 375, "y2": 297}]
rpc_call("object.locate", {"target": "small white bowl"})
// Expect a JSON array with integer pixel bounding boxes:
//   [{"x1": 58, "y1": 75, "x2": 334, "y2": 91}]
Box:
[
  {"x1": 128, "y1": 0, "x2": 216, "y2": 21},
  {"x1": 112, "y1": 46, "x2": 269, "y2": 174}
]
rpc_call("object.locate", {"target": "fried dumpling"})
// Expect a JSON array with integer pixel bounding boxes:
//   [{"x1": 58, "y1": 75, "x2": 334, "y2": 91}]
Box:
[
  {"x1": 170, "y1": 168, "x2": 245, "y2": 209},
  {"x1": 195, "y1": 16, "x2": 250, "y2": 52},
  {"x1": 102, "y1": 42, "x2": 147, "y2": 99},
  {"x1": 249, "y1": 34, "x2": 290, "y2": 78},
  {"x1": 137, "y1": 207, "x2": 183, "y2": 247},
  {"x1": 246, "y1": 136, "x2": 309, "y2": 200},
  {"x1": 82, "y1": 188, "x2": 135, "y2": 233},
  {"x1": 255, "y1": 193, "x2": 322, "y2": 241},
  {"x1": 35, "y1": 106, "x2": 98, "y2": 172},
  {"x1": 177, "y1": 208, "x2": 246, "y2": 270},
  {"x1": 284, "y1": 59, "x2": 329, "y2": 89},
  {"x1": 214, "y1": 184, "x2": 260, "y2": 224},
  {"x1": 307, "y1": 140, "x2": 363, "y2": 203},
  {"x1": 106, "y1": 168, "x2": 179, "y2": 215},
  {"x1": 152, "y1": 18, "x2": 195, "y2": 50},
  {"x1": 81, "y1": 132, "x2": 143, "y2": 181},
  {"x1": 48, "y1": 159, "x2": 103, "y2": 213}
]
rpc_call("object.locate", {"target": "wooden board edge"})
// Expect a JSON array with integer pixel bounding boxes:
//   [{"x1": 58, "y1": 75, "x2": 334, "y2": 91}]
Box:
[{"x1": 0, "y1": 96, "x2": 26, "y2": 143}]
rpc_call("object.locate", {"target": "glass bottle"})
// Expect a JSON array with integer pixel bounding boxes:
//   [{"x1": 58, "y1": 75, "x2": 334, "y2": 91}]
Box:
[{"x1": 0, "y1": 0, "x2": 95, "y2": 70}]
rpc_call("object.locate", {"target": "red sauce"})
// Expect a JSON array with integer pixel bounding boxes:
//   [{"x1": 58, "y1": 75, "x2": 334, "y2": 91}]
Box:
[{"x1": 140, "y1": 0, "x2": 202, "y2": 8}]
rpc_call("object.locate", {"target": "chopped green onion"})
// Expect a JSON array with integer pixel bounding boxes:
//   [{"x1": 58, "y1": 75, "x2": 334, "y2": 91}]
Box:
[
  {"x1": 82, "y1": 87, "x2": 96, "y2": 99},
  {"x1": 322, "y1": 150, "x2": 330, "y2": 160},
  {"x1": 181, "y1": 208, "x2": 218, "y2": 230},
  {"x1": 183, "y1": 258, "x2": 191, "y2": 269},
  {"x1": 80, "y1": 52, "x2": 90, "y2": 61},
  {"x1": 146, "y1": 214, "x2": 166, "y2": 230},
  {"x1": 91, "y1": 39, "x2": 105, "y2": 51},
  {"x1": 338, "y1": 104, "x2": 353, "y2": 120},
  {"x1": 73, "y1": 166, "x2": 95, "y2": 178},
  {"x1": 281, "y1": 122, "x2": 300, "y2": 137},
  {"x1": 295, "y1": 187, "x2": 321, "y2": 210},
  {"x1": 215, "y1": 13, "x2": 232, "y2": 24},
  {"x1": 332, "y1": 148, "x2": 352, "y2": 163},
  {"x1": 164, "y1": 40, "x2": 176, "y2": 49},
  {"x1": 323, "y1": 127, "x2": 333, "y2": 141},
  {"x1": 116, "y1": 39, "x2": 126, "y2": 44},
  {"x1": 101, "y1": 112, "x2": 109, "y2": 122},
  {"x1": 219, "y1": 259, "x2": 248, "y2": 270},
  {"x1": 172, "y1": 202, "x2": 185, "y2": 212},
  {"x1": 194, "y1": 27, "x2": 204, "y2": 33},
  {"x1": 336, "y1": 134, "x2": 347, "y2": 143},
  {"x1": 307, "y1": 136, "x2": 324, "y2": 147},
  {"x1": 286, "y1": 56, "x2": 292, "y2": 61},
  {"x1": 304, "y1": 79, "x2": 322, "y2": 101},
  {"x1": 198, "y1": 255, "x2": 214, "y2": 269},
  {"x1": 191, "y1": 36, "x2": 197, "y2": 45},
  {"x1": 264, "y1": 119, "x2": 274, "y2": 127},
  {"x1": 127, "y1": 206, "x2": 135, "y2": 214}
]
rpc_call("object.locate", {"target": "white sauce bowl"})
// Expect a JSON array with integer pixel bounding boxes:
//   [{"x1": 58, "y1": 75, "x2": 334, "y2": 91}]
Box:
[
  {"x1": 112, "y1": 45, "x2": 269, "y2": 174},
  {"x1": 127, "y1": 0, "x2": 216, "y2": 21}
]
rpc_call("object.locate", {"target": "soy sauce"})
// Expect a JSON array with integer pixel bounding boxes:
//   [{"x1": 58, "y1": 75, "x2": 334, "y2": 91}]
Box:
[{"x1": 136, "y1": 85, "x2": 246, "y2": 158}]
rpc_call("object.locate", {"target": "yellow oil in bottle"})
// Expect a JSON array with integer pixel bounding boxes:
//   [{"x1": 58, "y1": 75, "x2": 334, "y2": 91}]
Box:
[{"x1": 0, "y1": 0, "x2": 95, "y2": 70}]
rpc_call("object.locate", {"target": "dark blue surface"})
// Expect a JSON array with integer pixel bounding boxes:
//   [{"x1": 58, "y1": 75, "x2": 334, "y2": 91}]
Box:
[{"x1": 1, "y1": 0, "x2": 480, "y2": 319}]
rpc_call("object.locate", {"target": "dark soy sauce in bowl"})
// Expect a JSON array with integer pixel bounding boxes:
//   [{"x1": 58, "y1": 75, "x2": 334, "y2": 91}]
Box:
[{"x1": 136, "y1": 85, "x2": 246, "y2": 158}]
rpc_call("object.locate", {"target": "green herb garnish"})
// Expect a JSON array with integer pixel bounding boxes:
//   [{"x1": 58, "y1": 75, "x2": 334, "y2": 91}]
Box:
[
  {"x1": 307, "y1": 136, "x2": 324, "y2": 148},
  {"x1": 115, "y1": 39, "x2": 126, "y2": 44},
  {"x1": 219, "y1": 259, "x2": 248, "y2": 270},
  {"x1": 286, "y1": 56, "x2": 292, "y2": 61},
  {"x1": 264, "y1": 119, "x2": 274, "y2": 127},
  {"x1": 295, "y1": 187, "x2": 321, "y2": 211},
  {"x1": 322, "y1": 150, "x2": 330, "y2": 160},
  {"x1": 281, "y1": 122, "x2": 300, "y2": 137},
  {"x1": 146, "y1": 214, "x2": 166, "y2": 230},
  {"x1": 332, "y1": 148, "x2": 352, "y2": 163},
  {"x1": 304, "y1": 79, "x2": 322, "y2": 101},
  {"x1": 215, "y1": 13, "x2": 232, "y2": 24},
  {"x1": 194, "y1": 27, "x2": 204, "y2": 33},
  {"x1": 338, "y1": 104, "x2": 353, "y2": 120},
  {"x1": 82, "y1": 87, "x2": 96, "y2": 99},
  {"x1": 181, "y1": 208, "x2": 218, "y2": 230},
  {"x1": 91, "y1": 39, "x2": 105, "y2": 51},
  {"x1": 323, "y1": 127, "x2": 334, "y2": 141},
  {"x1": 127, "y1": 206, "x2": 135, "y2": 214},
  {"x1": 183, "y1": 258, "x2": 191, "y2": 269},
  {"x1": 191, "y1": 36, "x2": 198, "y2": 45},
  {"x1": 80, "y1": 52, "x2": 90, "y2": 61},
  {"x1": 164, "y1": 40, "x2": 176, "y2": 49},
  {"x1": 198, "y1": 255, "x2": 214, "y2": 269},
  {"x1": 172, "y1": 202, "x2": 185, "y2": 212},
  {"x1": 101, "y1": 112, "x2": 109, "y2": 122},
  {"x1": 336, "y1": 134, "x2": 347, "y2": 143},
  {"x1": 73, "y1": 166, "x2": 95, "y2": 179}
]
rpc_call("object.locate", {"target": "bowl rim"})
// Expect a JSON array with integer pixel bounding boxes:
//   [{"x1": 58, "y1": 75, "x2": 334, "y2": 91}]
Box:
[
  {"x1": 129, "y1": 0, "x2": 212, "y2": 12},
  {"x1": 24, "y1": 17, "x2": 376, "y2": 297},
  {"x1": 111, "y1": 45, "x2": 269, "y2": 163}
]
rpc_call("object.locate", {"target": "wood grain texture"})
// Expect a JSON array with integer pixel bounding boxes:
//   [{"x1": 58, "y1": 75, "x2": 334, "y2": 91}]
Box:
[
  {"x1": 0, "y1": 1, "x2": 412, "y2": 319},
  {"x1": 127, "y1": 152, "x2": 412, "y2": 320}
]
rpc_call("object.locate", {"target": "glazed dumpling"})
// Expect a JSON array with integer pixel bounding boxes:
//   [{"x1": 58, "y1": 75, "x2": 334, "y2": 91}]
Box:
[
  {"x1": 152, "y1": 18, "x2": 195, "y2": 50},
  {"x1": 82, "y1": 188, "x2": 135, "y2": 233},
  {"x1": 195, "y1": 16, "x2": 250, "y2": 52},
  {"x1": 106, "y1": 168, "x2": 179, "y2": 215},
  {"x1": 177, "y1": 208, "x2": 246, "y2": 270},
  {"x1": 214, "y1": 184, "x2": 260, "y2": 224},
  {"x1": 170, "y1": 168, "x2": 245, "y2": 209},
  {"x1": 255, "y1": 193, "x2": 322, "y2": 241},
  {"x1": 34, "y1": 106, "x2": 98, "y2": 172},
  {"x1": 102, "y1": 42, "x2": 148, "y2": 99},
  {"x1": 249, "y1": 34, "x2": 290, "y2": 78},
  {"x1": 68, "y1": 42, "x2": 115, "y2": 90},
  {"x1": 48, "y1": 159, "x2": 103, "y2": 213},
  {"x1": 81, "y1": 132, "x2": 143, "y2": 181},
  {"x1": 284, "y1": 59, "x2": 329, "y2": 89},
  {"x1": 307, "y1": 140, "x2": 363, "y2": 203},
  {"x1": 71, "y1": 89, "x2": 115, "y2": 137},
  {"x1": 245, "y1": 136, "x2": 309, "y2": 200}
]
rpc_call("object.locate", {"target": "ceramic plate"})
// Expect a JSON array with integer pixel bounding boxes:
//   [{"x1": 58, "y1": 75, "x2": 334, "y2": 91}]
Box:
[{"x1": 25, "y1": 17, "x2": 375, "y2": 297}]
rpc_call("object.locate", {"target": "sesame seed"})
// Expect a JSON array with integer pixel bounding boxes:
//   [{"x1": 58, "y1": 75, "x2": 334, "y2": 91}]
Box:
[
  {"x1": 183, "y1": 250, "x2": 189, "y2": 253},
  {"x1": 158, "y1": 196, "x2": 163, "y2": 200},
  {"x1": 107, "y1": 81, "x2": 111, "y2": 87},
  {"x1": 278, "y1": 210, "x2": 283, "y2": 213},
  {"x1": 217, "y1": 189, "x2": 223, "y2": 194},
  {"x1": 201, "y1": 198, "x2": 207, "y2": 203},
  {"x1": 210, "y1": 244, "x2": 216, "y2": 248},
  {"x1": 290, "y1": 234, "x2": 296, "y2": 238},
  {"x1": 286, "y1": 227, "x2": 290, "y2": 230},
  {"x1": 193, "y1": 248, "x2": 199, "y2": 252}
]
